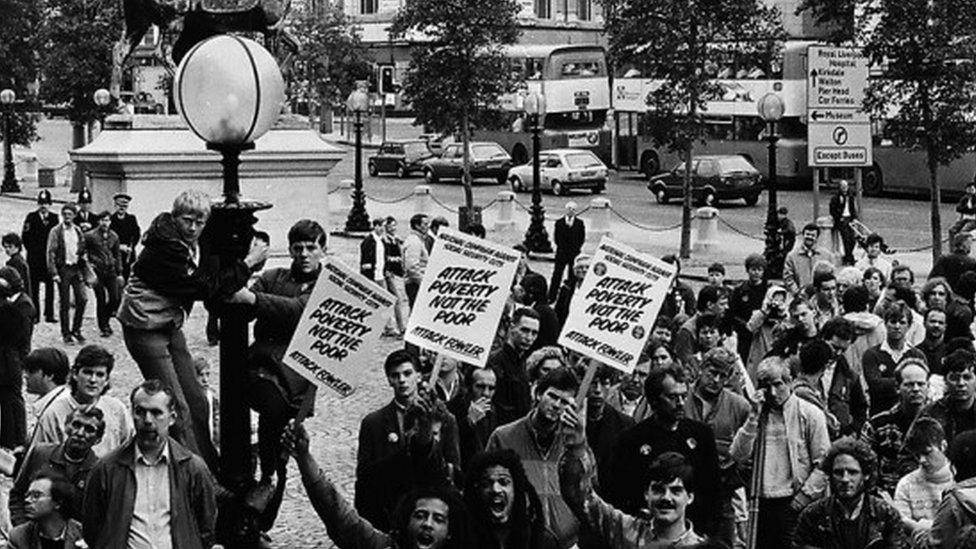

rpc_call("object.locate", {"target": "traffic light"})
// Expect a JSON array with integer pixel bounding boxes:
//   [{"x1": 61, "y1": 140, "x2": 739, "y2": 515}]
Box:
[{"x1": 378, "y1": 65, "x2": 397, "y2": 94}]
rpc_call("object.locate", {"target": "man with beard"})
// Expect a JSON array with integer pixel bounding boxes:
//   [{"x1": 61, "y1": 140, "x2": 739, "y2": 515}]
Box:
[
  {"x1": 82, "y1": 379, "x2": 216, "y2": 548},
  {"x1": 917, "y1": 347, "x2": 976, "y2": 446},
  {"x1": 356, "y1": 399, "x2": 456, "y2": 532},
  {"x1": 604, "y1": 364, "x2": 722, "y2": 538},
  {"x1": 583, "y1": 366, "x2": 635, "y2": 498},
  {"x1": 464, "y1": 449, "x2": 559, "y2": 549},
  {"x1": 684, "y1": 347, "x2": 751, "y2": 546},
  {"x1": 488, "y1": 307, "x2": 540, "y2": 426},
  {"x1": 486, "y1": 368, "x2": 581, "y2": 548},
  {"x1": 784, "y1": 223, "x2": 835, "y2": 295},
  {"x1": 560, "y1": 439, "x2": 705, "y2": 547},
  {"x1": 861, "y1": 359, "x2": 930, "y2": 495},
  {"x1": 282, "y1": 420, "x2": 474, "y2": 549},
  {"x1": 793, "y1": 437, "x2": 905, "y2": 548},
  {"x1": 20, "y1": 190, "x2": 58, "y2": 323},
  {"x1": 10, "y1": 406, "x2": 104, "y2": 525},
  {"x1": 917, "y1": 307, "x2": 947, "y2": 381},
  {"x1": 447, "y1": 366, "x2": 498, "y2": 471},
  {"x1": 729, "y1": 357, "x2": 830, "y2": 548}
]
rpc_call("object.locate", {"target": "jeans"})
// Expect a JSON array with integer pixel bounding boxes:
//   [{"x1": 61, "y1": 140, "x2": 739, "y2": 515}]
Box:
[
  {"x1": 384, "y1": 273, "x2": 408, "y2": 333},
  {"x1": 28, "y1": 266, "x2": 54, "y2": 321},
  {"x1": 405, "y1": 280, "x2": 420, "y2": 309},
  {"x1": 123, "y1": 324, "x2": 218, "y2": 472},
  {"x1": 756, "y1": 496, "x2": 798, "y2": 549},
  {"x1": 92, "y1": 272, "x2": 120, "y2": 330},
  {"x1": 57, "y1": 264, "x2": 87, "y2": 336}
]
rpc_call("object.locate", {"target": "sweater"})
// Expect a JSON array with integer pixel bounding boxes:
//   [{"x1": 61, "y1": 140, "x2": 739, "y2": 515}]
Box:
[{"x1": 893, "y1": 463, "x2": 955, "y2": 528}]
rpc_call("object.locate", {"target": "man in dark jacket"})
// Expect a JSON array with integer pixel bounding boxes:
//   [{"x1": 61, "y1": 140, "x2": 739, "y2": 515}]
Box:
[
  {"x1": 3, "y1": 233, "x2": 31, "y2": 307},
  {"x1": 829, "y1": 179, "x2": 859, "y2": 265},
  {"x1": 21, "y1": 191, "x2": 58, "y2": 323},
  {"x1": 82, "y1": 379, "x2": 216, "y2": 549},
  {"x1": 917, "y1": 347, "x2": 976, "y2": 447},
  {"x1": 584, "y1": 366, "x2": 635, "y2": 499},
  {"x1": 931, "y1": 233, "x2": 976, "y2": 294},
  {"x1": 604, "y1": 364, "x2": 723, "y2": 538},
  {"x1": 729, "y1": 253, "x2": 768, "y2": 362},
  {"x1": 793, "y1": 437, "x2": 905, "y2": 548},
  {"x1": 447, "y1": 366, "x2": 497, "y2": 470},
  {"x1": 84, "y1": 211, "x2": 123, "y2": 337},
  {"x1": 108, "y1": 193, "x2": 141, "y2": 283},
  {"x1": 0, "y1": 266, "x2": 34, "y2": 450},
  {"x1": 819, "y1": 318, "x2": 870, "y2": 436},
  {"x1": 488, "y1": 307, "x2": 540, "y2": 426},
  {"x1": 862, "y1": 303, "x2": 927, "y2": 414},
  {"x1": 549, "y1": 202, "x2": 585, "y2": 302},
  {"x1": 555, "y1": 254, "x2": 589, "y2": 332}
]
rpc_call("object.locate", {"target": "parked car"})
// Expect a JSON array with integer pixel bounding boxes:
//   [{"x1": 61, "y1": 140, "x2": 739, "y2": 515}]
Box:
[
  {"x1": 507, "y1": 149, "x2": 608, "y2": 196},
  {"x1": 422, "y1": 142, "x2": 512, "y2": 184},
  {"x1": 368, "y1": 140, "x2": 436, "y2": 178},
  {"x1": 647, "y1": 155, "x2": 763, "y2": 206}
]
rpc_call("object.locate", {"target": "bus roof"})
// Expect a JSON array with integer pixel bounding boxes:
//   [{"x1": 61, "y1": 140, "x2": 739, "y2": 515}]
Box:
[{"x1": 501, "y1": 44, "x2": 605, "y2": 59}]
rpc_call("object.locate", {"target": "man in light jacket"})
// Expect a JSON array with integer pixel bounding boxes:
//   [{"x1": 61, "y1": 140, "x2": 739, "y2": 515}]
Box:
[{"x1": 402, "y1": 213, "x2": 429, "y2": 308}]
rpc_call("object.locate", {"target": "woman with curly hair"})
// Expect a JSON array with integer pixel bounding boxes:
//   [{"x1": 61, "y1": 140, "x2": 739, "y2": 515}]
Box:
[{"x1": 463, "y1": 449, "x2": 558, "y2": 549}]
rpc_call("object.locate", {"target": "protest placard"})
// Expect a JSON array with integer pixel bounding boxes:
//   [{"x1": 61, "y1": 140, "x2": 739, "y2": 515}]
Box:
[
  {"x1": 282, "y1": 257, "x2": 394, "y2": 397},
  {"x1": 405, "y1": 228, "x2": 520, "y2": 367},
  {"x1": 558, "y1": 236, "x2": 676, "y2": 374}
]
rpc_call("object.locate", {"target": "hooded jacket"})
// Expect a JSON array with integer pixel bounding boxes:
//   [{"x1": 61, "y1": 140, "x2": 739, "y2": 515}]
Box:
[
  {"x1": 745, "y1": 285, "x2": 789, "y2": 378},
  {"x1": 929, "y1": 477, "x2": 976, "y2": 548}
]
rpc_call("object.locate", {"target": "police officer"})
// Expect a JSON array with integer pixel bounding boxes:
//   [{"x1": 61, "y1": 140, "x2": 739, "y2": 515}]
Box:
[
  {"x1": 21, "y1": 190, "x2": 59, "y2": 323},
  {"x1": 75, "y1": 189, "x2": 95, "y2": 232},
  {"x1": 108, "y1": 193, "x2": 140, "y2": 283}
]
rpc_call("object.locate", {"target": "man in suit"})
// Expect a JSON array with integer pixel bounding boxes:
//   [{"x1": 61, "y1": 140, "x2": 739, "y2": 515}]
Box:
[
  {"x1": 21, "y1": 191, "x2": 59, "y2": 323},
  {"x1": 829, "y1": 179, "x2": 859, "y2": 265},
  {"x1": 549, "y1": 202, "x2": 586, "y2": 302},
  {"x1": 74, "y1": 189, "x2": 95, "y2": 233},
  {"x1": 108, "y1": 193, "x2": 140, "y2": 284},
  {"x1": 356, "y1": 350, "x2": 460, "y2": 477}
]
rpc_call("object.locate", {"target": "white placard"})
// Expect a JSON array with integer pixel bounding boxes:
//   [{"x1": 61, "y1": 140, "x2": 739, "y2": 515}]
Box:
[
  {"x1": 404, "y1": 229, "x2": 520, "y2": 367},
  {"x1": 282, "y1": 257, "x2": 394, "y2": 397},
  {"x1": 558, "y1": 237, "x2": 676, "y2": 373}
]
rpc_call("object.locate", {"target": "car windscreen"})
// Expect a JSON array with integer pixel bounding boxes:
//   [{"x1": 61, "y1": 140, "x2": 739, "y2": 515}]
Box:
[
  {"x1": 564, "y1": 152, "x2": 603, "y2": 169},
  {"x1": 716, "y1": 156, "x2": 758, "y2": 174},
  {"x1": 471, "y1": 144, "x2": 509, "y2": 160},
  {"x1": 403, "y1": 142, "x2": 431, "y2": 156}
]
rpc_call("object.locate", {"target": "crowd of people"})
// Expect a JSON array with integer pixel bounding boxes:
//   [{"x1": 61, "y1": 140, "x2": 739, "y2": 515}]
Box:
[{"x1": 2, "y1": 181, "x2": 976, "y2": 549}]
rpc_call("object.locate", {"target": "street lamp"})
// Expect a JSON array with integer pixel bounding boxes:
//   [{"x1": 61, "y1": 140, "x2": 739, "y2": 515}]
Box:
[
  {"x1": 522, "y1": 92, "x2": 553, "y2": 253},
  {"x1": 93, "y1": 88, "x2": 111, "y2": 132},
  {"x1": 173, "y1": 34, "x2": 285, "y2": 546},
  {"x1": 344, "y1": 82, "x2": 371, "y2": 232},
  {"x1": 758, "y1": 93, "x2": 785, "y2": 278},
  {"x1": 1, "y1": 89, "x2": 19, "y2": 194}
]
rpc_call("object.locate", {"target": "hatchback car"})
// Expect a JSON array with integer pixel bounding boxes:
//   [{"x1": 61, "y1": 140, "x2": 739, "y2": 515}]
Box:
[
  {"x1": 507, "y1": 149, "x2": 608, "y2": 195},
  {"x1": 367, "y1": 140, "x2": 435, "y2": 178},
  {"x1": 647, "y1": 155, "x2": 763, "y2": 206},
  {"x1": 422, "y1": 142, "x2": 512, "y2": 184}
]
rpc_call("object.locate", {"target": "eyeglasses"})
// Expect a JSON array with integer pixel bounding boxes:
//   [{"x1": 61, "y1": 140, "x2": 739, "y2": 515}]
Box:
[{"x1": 24, "y1": 491, "x2": 50, "y2": 501}]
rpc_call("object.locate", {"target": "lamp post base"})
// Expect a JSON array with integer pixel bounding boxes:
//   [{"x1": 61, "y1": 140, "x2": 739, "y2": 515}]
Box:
[
  {"x1": 204, "y1": 198, "x2": 274, "y2": 548},
  {"x1": 1, "y1": 170, "x2": 19, "y2": 194},
  {"x1": 524, "y1": 207, "x2": 553, "y2": 254}
]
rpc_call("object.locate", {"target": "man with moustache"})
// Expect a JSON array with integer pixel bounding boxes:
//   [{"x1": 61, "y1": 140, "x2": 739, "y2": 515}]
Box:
[
  {"x1": 793, "y1": 437, "x2": 905, "y2": 548},
  {"x1": 82, "y1": 379, "x2": 216, "y2": 548}
]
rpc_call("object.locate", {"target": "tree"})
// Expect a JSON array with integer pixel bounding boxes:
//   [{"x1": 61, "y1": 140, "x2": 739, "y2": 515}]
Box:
[
  {"x1": 857, "y1": 0, "x2": 976, "y2": 262},
  {"x1": 390, "y1": 0, "x2": 521, "y2": 222},
  {"x1": 0, "y1": 0, "x2": 42, "y2": 146},
  {"x1": 288, "y1": 2, "x2": 371, "y2": 130},
  {"x1": 36, "y1": 0, "x2": 122, "y2": 188},
  {"x1": 604, "y1": 0, "x2": 784, "y2": 258},
  {"x1": 795, "y1": 0, "x2": 854, "y2": 44}
]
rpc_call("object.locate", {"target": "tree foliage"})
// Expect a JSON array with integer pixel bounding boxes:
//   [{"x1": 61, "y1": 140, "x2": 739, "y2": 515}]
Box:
[
  {"x1": 288, "y1": 2, "x2": 372, "y2": 110},
  {"x1": 390, "y1": 0, "x2": 522, "y2": 213},
  {"x1": 604, "y1": 0, "x2": 784, "y2": 257},
  {"x1": 860, "y1": 0, "x2": 976, "y2": 260},
  {"x1": 0, "y1": 0, "x2": 42, "y2": 145},
  {"x1": 794, "y1": 0, "x2": 854, "y2": 44},
  {"x1": 36, "y1": 0, "x2": 123, "y2": 125}
]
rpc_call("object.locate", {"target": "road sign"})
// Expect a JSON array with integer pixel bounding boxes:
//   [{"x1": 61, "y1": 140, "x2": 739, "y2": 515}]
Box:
[{"x1": 807, "y1": 46, "x2": 872, "y2": 167}]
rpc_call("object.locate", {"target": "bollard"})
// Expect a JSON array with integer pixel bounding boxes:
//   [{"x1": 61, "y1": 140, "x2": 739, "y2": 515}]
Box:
[
  {"x1": 586, "y1": 198, "x2": 613, "y2": 247},
  {"x1": 414, "y1": 185, "x2": 432, "y2": 215},
  {"x1": 693, "y1": 207, "x2": 719, "y2": 252},
  {"x1": 334, "y1": 179, "x2": 353, "y2": 213},
  {"x1": 816, "y1": 215, "x2": 838, "y2": 255},
  {"x1": 493, "y1": 190, "x2": 516, "y2": 232},
  {"x1": 14, "y1": 150, "x2": 37, "y2": 182}
]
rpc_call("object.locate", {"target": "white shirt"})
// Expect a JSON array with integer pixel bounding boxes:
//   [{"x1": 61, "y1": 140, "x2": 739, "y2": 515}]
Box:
[
  {"x1": 129, "y1": 442, "x2": 172, "y2": 549},
  {"x1": 373, "y1": 233, "x2": 386, "y2": 282},
  {"x1": 63, "y1": 225, "x2": 79, "y2": 266}
]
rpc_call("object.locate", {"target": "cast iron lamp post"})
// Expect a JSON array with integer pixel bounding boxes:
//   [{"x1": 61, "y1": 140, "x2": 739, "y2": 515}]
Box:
[
  {"x1": 1, "y1": 89, "x2": 19, "y2": 194},
  {"x1": 758, "y1": 93, "x2": 785, "y2": 278},
  {"x1": 173, "y1": 33, "x2": 285, "y2": 547},
  {"x1": 345, "y1": 83, "x2": 371, "y2": 232},
  {"x1": 522, "y1": 92, "x2": 552, "y2": 253}
]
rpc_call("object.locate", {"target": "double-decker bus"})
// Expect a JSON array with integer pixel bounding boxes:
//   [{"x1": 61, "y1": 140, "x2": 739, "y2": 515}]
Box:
[
  {"x1": 474, "y1": 44, "x2": 612, "y2": 164},
  {"x1": 617, "y1": 41, "x2": 976, "y2": 197}
]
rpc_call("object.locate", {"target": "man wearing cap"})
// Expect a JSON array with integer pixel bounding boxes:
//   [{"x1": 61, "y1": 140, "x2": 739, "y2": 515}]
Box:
[
  {"x1": 0, "y1": 266, "x2": 35, "y2": 450},
  {"x1": 108, "y1": 193, "x2": 140, "y2": 284},
  {"x1": 550, "y1": 202, "x2": 586, "y2": 303},
  {"x1": 75, "y1": 189, "x2": 95, "y2": 233},
  {"x1": 84, "y1": 211, "x2": 123, "y2": 338},
  {"x1": 21, "y1": 191, "x2": 59, "y2": 323},
  {"x1": 46, "y1": 203, "x2": 88, "y2": 344}
]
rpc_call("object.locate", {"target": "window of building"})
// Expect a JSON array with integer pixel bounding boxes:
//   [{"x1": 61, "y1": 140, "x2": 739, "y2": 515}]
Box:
[
  {"x1": 360, "y1": 0, "x2": 378, "y2": 14},
  {"x1": 578, "y1": 0, "x2": 591, "y2": 20},
  {"x1": 535, "y1": 0, "x2": 550, "y2": 18}
]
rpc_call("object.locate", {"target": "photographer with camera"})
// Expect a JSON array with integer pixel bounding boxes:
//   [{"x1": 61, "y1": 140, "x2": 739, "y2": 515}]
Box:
[{"x1": 744, "y1": 286, "x2": 789, "y2": 380}]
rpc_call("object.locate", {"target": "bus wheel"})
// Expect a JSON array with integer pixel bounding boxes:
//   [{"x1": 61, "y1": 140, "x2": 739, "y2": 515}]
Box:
[
  {"x1": 641, "y1": 152, "x2": 661, "y2": 179},
  {"x1": 512, "y1": 144, "x2": 529, "y2": 165},
  {"x1": 863, "y1": 164, "x2": 884, "y2": 196}
]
